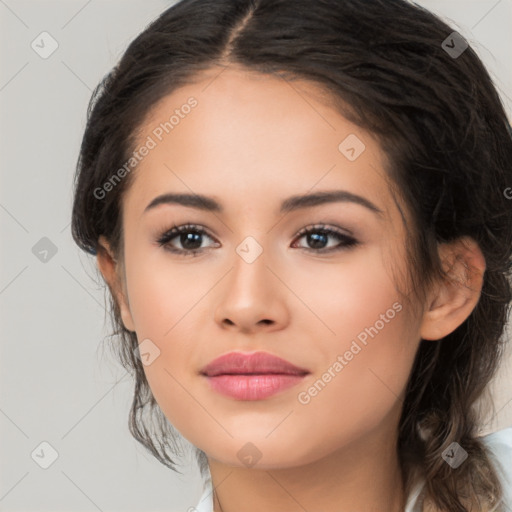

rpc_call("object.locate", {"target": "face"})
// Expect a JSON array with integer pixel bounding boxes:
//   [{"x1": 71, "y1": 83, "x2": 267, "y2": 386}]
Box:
[{"x1": 103, "y1": 66, "x2": 427, "y2": 469}]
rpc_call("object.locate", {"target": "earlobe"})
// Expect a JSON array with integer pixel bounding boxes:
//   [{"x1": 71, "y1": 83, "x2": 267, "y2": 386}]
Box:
[
  {"x1": 420, "y1": 237, "x2": 486, "y2": 341},
  {"x1": 96, "y1": 235, "x2": 136, "y2": 332}
]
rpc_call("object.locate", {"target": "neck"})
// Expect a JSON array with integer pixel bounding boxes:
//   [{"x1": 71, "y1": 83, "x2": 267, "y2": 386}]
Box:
[{"x1": 208, "y1": 416, "x2": 406, "y2": 512}]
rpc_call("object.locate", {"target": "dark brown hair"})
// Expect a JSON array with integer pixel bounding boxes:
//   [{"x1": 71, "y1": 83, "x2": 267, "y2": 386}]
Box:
[{"x1": 71, "y1": 1, "x2": 512, "y2": 510}]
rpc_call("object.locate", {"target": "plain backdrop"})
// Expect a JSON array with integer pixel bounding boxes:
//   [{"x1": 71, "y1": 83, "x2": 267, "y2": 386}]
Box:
[{"x1": 0, "y1": 1, "x2": 511, "y2": 511}]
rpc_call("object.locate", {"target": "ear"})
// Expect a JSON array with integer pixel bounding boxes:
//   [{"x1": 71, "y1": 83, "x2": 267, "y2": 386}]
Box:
[
  {"x1": 420, "y1": 236, "x2": 486, "y2": 341},
  {"x1": 96, "y1": 235, "x2": 136, "y2": 332}
]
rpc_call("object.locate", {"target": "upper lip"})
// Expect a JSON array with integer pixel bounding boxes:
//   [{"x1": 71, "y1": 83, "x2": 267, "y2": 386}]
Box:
[{"x1": 200, "y1": 351, "x2": 310, "y2": 377}]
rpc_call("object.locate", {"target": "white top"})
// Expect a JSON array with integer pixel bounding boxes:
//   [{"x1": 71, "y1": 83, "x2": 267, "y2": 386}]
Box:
[{"x1": 193, "y1": 427, "x2": 512, "y2": 512}]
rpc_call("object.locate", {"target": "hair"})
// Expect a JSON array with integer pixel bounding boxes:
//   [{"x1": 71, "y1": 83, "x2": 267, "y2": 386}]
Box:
[{"x1": 70, "y1": 0, "x2": 512, "y2": 510}]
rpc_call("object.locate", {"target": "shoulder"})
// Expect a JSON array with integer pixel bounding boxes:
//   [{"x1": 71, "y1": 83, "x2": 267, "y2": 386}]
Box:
[
  {"x1": 193, "y1": 477, "x2": 214, "y2": 512},
  {"x1": 479, "y1": 427, "x2": 512, "y2": 479},
  {"x1": 406, "y1": 427, "x2": 512, "y2": 512},
  {"x1": 479, "y1": 427, "x2": 512, "y2": 508}
]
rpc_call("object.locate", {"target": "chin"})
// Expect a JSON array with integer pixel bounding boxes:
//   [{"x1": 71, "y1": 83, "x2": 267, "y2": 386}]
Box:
[{"x1": 205, "y1": 439, "x2": 321, "y2": 471}]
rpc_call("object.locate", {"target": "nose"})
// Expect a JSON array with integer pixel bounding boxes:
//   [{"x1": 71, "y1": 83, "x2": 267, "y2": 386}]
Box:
[{"x1": 213, "y1": 246, "x2": 290, "y2": 334}]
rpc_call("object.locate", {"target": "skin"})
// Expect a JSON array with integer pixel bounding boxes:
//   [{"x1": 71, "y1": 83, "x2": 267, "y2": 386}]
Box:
[{"x1": 96, "y1": 66, "x2": 486, "y2": 512}]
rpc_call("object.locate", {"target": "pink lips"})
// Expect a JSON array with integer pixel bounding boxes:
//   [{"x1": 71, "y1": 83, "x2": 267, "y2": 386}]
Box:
[{"x1": 200, "y1": 351, "x2": 310, "y2": 401}]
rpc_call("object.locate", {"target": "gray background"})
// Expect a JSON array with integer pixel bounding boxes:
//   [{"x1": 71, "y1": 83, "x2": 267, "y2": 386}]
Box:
[{"x1": 0, "y1": 1, "x2": 511, "y2": 511}]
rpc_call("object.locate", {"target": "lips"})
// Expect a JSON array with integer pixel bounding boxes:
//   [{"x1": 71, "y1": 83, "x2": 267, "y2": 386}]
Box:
[
  {"x1": 200, "y1": 351, "x2": 310, "y2": 377},
  {"x1": 200, "y1": 351, "x2": 310, "y2": 401}
]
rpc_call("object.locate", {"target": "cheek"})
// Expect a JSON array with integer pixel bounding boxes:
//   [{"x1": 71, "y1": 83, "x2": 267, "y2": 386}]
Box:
[
  {"x1": 123, "y1": 243, "x2": 201, "y2": 338},
  {"x1": 121, "y1": 245, "x2": 213, "y2": 435},
  {"x1": 297, "y1": 309, "x2": 415, "y2": 419},
  {"x1": 295, "y1": 244, "x2": 404, "y2": 342},
  {"x1": 287, "y1": 302, "x2": 416, "y2": 467},
  {"x1": 292, "y1": 248, "x2": 416, "y2": 431}
]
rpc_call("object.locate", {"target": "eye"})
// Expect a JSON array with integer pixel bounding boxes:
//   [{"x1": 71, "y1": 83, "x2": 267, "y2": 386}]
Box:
[
  {"x1": 156, "y1": 223, "x2": 219, "y2": 256},
  {"x1": 156, "y1": 223, "x2": 359, "y2": 257},
  {"x1": 291, "y1": 224, "x2": 359, "y2": 253}
]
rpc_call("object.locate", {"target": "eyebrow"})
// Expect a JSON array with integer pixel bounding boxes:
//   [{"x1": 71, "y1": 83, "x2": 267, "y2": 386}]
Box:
[{"x1": 143, "y1": 190, "x2": 384, "y2": 217}]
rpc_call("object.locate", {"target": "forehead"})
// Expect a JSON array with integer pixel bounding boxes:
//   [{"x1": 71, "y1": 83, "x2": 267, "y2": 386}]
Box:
[{"x1": 124, "y1": 66, "x2": 400, "y2": 227}]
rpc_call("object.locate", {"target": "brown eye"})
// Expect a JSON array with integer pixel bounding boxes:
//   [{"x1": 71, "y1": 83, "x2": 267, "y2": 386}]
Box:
[
  {"x1": 292, "y1": 225, "x2": 359, "y2": 253},
  {"x1": 157, "y1": 224, "x2": 218, "y2": 256}
]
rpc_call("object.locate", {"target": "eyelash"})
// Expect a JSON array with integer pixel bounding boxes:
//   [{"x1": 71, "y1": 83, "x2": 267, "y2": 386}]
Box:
[{"x1": 156, "y1": 223, "x2": 359, "y2": 257}]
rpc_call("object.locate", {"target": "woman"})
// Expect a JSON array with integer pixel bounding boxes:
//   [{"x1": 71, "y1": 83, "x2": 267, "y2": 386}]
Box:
[{"x1": 71, "y1": 0, "x2": 512, "y2": 510}]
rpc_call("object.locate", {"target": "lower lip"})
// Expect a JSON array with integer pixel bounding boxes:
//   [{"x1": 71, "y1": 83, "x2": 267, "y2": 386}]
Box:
[{"x1": 204, "y1": 374, "x2": 308, "y2": 400}]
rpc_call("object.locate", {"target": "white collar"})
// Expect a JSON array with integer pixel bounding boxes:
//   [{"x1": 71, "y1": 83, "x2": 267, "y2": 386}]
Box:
[{"x1": 194, "y1": 475, "x2": 426, "y2": 512}]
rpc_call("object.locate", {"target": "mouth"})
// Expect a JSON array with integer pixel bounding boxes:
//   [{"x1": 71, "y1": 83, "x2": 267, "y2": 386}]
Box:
[
  {"x1": 200, "y1": 350, "x2": 309, "y2": 376},
  {"x1": 202, "y1": 373, "x2": 309, "y2": 400},
  {"x1": 200, "y1": 351, "x2": 310, "y2": 400}
]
